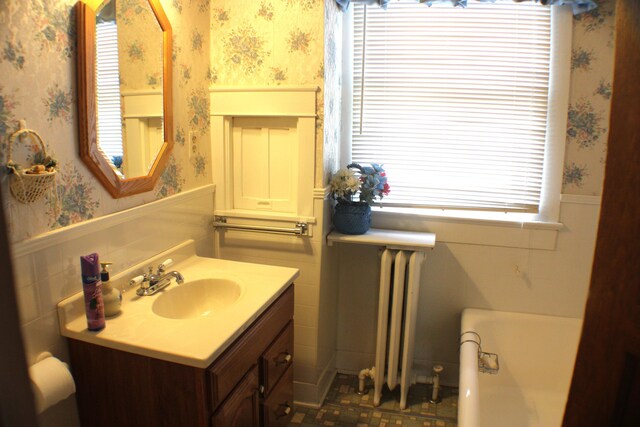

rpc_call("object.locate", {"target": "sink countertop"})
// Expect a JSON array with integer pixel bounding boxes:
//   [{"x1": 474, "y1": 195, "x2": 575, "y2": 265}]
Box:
[{"x1": 57, "y1": 240, "x2": 299, "y2": 369}]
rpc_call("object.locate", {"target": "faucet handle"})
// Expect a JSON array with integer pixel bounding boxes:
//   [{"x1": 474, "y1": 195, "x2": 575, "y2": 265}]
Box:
[
  {"x1": 129, "y1": 275, "x2": 144, "y2": 287},
  {"x1": 157, "y1": 258, "x2": 173, "y2": 273}
]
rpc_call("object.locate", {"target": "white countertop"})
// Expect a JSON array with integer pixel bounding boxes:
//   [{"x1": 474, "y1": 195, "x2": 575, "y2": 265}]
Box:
[{"x1": 57, "y1": 241, "x2": 299, "y2": 369}]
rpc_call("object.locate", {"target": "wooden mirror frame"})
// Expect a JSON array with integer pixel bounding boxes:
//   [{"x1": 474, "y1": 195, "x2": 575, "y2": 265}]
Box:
[{"x1": 76, "y1": 0, "x2": 173, "y2": 198}]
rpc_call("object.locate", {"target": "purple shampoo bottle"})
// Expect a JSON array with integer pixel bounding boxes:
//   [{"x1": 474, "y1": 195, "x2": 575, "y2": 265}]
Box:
[{"x1": 81, "y1": 253, "x2": 105, "y2": 331}]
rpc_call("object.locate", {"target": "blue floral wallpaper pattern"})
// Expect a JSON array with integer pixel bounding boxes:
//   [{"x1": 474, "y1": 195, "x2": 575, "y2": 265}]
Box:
[
  {"x1": 571, "y1": 47, "x2": 594, "y2": 71},
  {"x1": 323, "y1": 0, "x2": 343, "y2": 180},
  {"x1": 0, "y1": 0, "x2": 211, "y2": 243},
  {"x1": 155, "y1": 154, "x2": 185, "y2": 197},
  {"x1": 43, "y1": 83, "x2": 73, "y2": 123},
  {"x1": 192, "y1": 152, "x2": 206, "y2": 177},
  {"x1": 2, "y1": 39, "x2": 26, "y2": 69},
  {"x1": 566, "y1": 99, "x2": 607, "y2": 149},
  {"x1": 209, "y1": 0, "x2": 329, "y2": 186},
  {"x1": 563, "y1": 162, "x2": 588, "y2": 188},
  {"x1": 46, "y1": 162, "x2": 100, "y2": 229},
  {"x1": 562, "y1": 0, "x2": 615, "y2": 194},
  {"x1": 0, "y1": 0, "x2": 616, "y2": 241}
]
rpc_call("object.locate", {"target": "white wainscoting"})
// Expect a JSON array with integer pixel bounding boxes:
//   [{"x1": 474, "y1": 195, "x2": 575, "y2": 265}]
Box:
[{"x1": 335, "y1": 195, "x2": 601, "y2": 387}]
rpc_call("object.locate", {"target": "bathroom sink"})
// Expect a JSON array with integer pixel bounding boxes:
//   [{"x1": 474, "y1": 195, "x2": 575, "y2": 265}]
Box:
[
  {"x1": 57, "y1": 240, "x2": 299, "y2": 368},
  {"x1": 152, "y1": 278, "x2": 242, "y2": 319}
]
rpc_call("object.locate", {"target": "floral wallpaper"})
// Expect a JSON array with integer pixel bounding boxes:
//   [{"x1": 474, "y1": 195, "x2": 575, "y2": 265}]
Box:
[
  {"x1": 562, "y1": 0, "x2": 615, "y2": 195},
  {"x1": 116, "y1": 0, "x2": 165, "y2": 92},
  {"x1": 209, "y1": 0, "x2": 327, "y2": 186},
  {"x1": 323, "y1": 0, "x2": 342, "y2": 179},
  {"x1": 0, "y1": 0, "x2": 211, "y2": 244},
  {"x1": 0, "y1": 0, "x2": 615, "y2": 243},
  {"x1": 209, "y1": 0, "x2": 615, "y2": 195}
]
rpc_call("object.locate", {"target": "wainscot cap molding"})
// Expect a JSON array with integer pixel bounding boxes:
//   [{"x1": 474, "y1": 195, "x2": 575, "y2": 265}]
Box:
[{"x1": 210, "y1": 86, "x2": 319, "y2": 117}]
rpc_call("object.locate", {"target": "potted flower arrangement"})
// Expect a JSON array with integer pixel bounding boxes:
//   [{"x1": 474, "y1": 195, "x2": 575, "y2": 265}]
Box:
[{"x1": 329, "y1": 163, "x2": 390, "y2": 235}]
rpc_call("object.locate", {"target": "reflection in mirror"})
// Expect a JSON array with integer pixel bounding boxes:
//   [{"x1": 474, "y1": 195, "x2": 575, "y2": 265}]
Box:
[{"x1": 95, "y1": 0, "x2": 164, "y2": 179}]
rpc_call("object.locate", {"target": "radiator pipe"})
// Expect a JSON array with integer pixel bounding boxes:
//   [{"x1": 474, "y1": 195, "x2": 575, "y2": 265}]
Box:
[
  {"x1": 412, "y1": 365, "x2": 444, "y2": 403},
  {"x1": 356, "y1": 367, "x2": 376, "y2": 395}
]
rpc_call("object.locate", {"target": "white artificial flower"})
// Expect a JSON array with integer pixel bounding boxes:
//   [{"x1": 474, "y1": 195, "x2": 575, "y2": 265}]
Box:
[{"x1": 330, "y1": 168, "x2": 360, "y2": 199}]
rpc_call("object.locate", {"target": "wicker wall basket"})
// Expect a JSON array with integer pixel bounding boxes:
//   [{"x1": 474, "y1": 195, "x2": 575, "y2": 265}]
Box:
[{"x1": 6, "y1": 127, "x2": 56, "y2": 204}]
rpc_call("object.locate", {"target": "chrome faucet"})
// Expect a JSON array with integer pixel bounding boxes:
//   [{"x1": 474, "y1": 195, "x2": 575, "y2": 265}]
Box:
[{"x1": 130, "y1": 259, "x2": 184, "y2": 296}]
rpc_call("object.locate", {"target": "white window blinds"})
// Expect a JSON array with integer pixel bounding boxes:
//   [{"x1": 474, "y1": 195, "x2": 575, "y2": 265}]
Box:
[
  {"x1": 95, "y1": 20, "x2": 124, "y2": 161},
  {"x1": 352, "y1": 1, "x2": 552, "y2": 212}
]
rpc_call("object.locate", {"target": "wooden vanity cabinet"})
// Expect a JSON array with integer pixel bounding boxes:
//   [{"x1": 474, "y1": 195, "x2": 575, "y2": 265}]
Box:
[{"x1": 69, "y1": 285, "x2": 294, "y2": 427}]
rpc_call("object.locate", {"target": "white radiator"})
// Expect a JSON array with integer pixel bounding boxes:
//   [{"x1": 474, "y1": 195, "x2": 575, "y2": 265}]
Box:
[{"x1": 372, "y1": 249, "x2": 426, "y2": 409}]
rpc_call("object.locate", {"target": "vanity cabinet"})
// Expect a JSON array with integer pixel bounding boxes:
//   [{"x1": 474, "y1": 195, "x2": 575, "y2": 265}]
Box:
[{"x1": 69, "y1": 285, "x2": 294, "y2": 427}]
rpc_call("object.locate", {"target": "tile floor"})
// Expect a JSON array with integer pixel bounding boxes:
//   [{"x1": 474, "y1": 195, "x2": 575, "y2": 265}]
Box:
[{"x1": 289, "y1": 374, "x2": 458, "y2": 427}]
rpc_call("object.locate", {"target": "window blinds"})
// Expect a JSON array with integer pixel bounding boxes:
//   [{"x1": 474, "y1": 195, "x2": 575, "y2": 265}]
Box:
[
  {"x1": 352, "y1": 1, "x2": 552, "y2": 212},
  {"x1": 95, "y1": 21, "x2": 124, "y2": 160}
]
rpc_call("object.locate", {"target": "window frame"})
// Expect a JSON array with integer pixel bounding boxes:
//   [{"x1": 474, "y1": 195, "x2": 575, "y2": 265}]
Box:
[{"x1": 340, "y1": 2, "x2": 572, "y2": 238}]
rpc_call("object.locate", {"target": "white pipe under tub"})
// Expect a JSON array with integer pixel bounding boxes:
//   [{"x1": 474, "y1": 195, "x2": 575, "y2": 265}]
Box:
[{"x1": 458, "y1": 308, "x2": 582, "y2": 427}]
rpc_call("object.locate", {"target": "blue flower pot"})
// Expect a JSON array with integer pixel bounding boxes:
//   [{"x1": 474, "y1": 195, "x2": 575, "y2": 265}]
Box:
[{"x1": 333, "y1": 202, "x2": 371, "y2": 235}]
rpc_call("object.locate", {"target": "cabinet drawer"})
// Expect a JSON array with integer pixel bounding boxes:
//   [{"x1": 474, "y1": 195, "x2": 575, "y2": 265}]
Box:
[
  {"x1": 209, "y1": 285, "x2": 293, "y2": 409},
  {"x1": 262, "y1": 366, "x2": 294, "y2": 427},
  {"x1": 261, "y1": 321, "x2": 293, "y2": 396}
]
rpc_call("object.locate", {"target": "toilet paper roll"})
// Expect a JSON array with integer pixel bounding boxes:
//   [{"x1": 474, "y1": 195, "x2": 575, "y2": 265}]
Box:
[{"x1": 28, "y1": 355, "x2": 76, "y2": 414}]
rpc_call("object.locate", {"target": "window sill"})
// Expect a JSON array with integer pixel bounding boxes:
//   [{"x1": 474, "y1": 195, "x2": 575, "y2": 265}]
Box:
[{"x1": 370, "y1": 206, "x2": 562, "y2": 250}]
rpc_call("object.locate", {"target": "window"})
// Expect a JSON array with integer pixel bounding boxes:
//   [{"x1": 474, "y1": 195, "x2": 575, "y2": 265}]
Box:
[{"x1": 348, "y1": 1, "x2": 571, "y2": 222}]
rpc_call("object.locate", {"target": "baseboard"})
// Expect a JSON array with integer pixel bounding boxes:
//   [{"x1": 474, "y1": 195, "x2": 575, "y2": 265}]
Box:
[
  {"x1": 316, "y1": 354, "x2": 337, "y2": 405},
  {"x1": 293, "y1": 381, "x2": 321, "y2": 408},
  {"x1": 293, "y1": 354, "x2": 337, "y2": 407}
]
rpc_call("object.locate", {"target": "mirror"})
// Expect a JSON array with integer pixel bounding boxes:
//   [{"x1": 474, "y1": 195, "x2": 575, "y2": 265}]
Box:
[{"x1": 76, "y1": 0, "x2": 173, "y2": 198}]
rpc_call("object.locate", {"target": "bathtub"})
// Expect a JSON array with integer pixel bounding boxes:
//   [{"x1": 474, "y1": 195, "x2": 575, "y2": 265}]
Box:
[{"x1": 458, "y1": 308, "x2": 583, "y2": 427}]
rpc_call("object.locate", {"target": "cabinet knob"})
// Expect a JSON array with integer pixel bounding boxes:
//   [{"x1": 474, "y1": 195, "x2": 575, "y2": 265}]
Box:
[
  {"x1": 275, "y1": 352, "x2": 292, "y2": 366},
  {"x1": 276, "y1": 402, "x2": 292, "y2": 419},
  {"x1": 259, "y1": 385, "x2": 265, "y2": 395}
]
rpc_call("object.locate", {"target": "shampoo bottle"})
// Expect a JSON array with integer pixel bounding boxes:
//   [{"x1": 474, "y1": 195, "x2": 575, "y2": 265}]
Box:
[
  {"x1": 100, "y1": 262, "x2": 122, "y2": 317},
  {"x1": 80, "y1": 253, "x2": 105, "y2": 331}
]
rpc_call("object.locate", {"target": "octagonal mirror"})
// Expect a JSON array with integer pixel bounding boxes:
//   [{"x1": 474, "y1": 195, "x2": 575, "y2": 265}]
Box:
[{"x1": 76, "y1": 0, "x2": 173, "y2": 198}]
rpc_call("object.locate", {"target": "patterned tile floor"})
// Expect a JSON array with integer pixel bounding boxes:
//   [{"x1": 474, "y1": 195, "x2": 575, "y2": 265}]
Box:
[{"x1": 289, "y1": 374, "x2": 458, "y2": 427}]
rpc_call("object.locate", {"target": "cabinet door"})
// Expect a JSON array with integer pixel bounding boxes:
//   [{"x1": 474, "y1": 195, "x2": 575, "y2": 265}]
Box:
[
  {"x1": 209, "y1": 286, "x2": 293, "y2": 409},
  {"x1": 212, "y1": 365, "x2": 260, "y2": 427}
]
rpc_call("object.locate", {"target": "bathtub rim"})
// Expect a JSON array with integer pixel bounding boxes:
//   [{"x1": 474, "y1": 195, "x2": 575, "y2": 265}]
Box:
[{"x1": 457, "y1": 307, "x2": 583, "y2": 427}]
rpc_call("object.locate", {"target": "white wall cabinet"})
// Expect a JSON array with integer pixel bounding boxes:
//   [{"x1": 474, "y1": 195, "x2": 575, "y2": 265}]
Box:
[{"x1": 211, "y1": 87, "x2": 318, "y2": 223}]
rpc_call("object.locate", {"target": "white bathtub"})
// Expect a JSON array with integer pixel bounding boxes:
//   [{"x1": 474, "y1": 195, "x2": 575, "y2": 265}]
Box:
[{"x1": 458, "y1": 308, "x2": 583, "y2": 427}]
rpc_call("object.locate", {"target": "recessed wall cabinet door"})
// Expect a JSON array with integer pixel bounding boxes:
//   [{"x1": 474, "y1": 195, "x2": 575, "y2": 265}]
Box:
[
  {"x1": 232, "y1": 117, "x2": 299, "y2": 213},
  {"x1": 69, "y1": 285, "x2": 294, "y2": 427}
]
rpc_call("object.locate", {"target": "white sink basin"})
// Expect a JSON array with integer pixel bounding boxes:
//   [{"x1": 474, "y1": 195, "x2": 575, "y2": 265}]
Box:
[{"x1": 152, "y1": 278, "x2": 242, "y2": 319}]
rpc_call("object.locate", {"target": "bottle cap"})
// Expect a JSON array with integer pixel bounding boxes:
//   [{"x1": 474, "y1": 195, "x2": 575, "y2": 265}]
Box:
[
  {"x1": 80, "y1": 253, "x2": 100, "y2": 277},
  {"x1": 99, "y1": 262, "x2": 113, "y2": 282}
]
